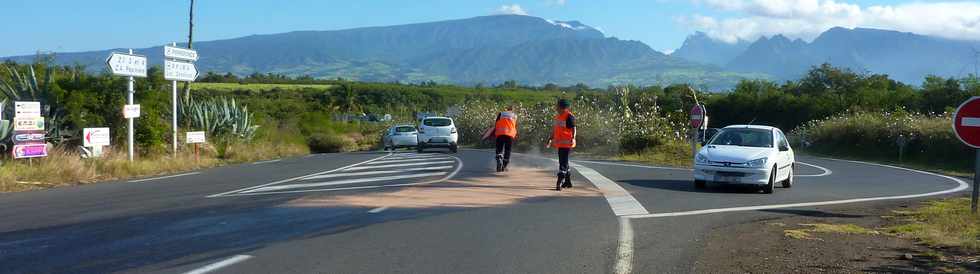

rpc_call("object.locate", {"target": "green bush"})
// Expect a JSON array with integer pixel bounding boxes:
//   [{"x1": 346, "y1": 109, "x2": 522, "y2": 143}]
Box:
[
  {"x1": 792, "y1": 111, "x2": 970, "y2": 171},
  {"x1": 306, "y1": 133, "x2": 357, "y2": 153}
]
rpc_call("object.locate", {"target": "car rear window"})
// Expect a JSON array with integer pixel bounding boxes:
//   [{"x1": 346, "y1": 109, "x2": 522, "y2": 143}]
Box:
[
  {"x1": 423, "y1": 118, "x2": 452, "y2": 127},
  {"x1": 395, "y1": 126, "x2": 416, "y2": 133}
]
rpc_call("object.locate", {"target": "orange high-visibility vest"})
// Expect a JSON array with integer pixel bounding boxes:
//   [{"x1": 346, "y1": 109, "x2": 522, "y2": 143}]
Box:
[
  {"x1": 552, "y1": 110, "x2": 575, "y2": 148},
  {"x1": 494, "y1": 111, "x2": 517, "y2": 138}
]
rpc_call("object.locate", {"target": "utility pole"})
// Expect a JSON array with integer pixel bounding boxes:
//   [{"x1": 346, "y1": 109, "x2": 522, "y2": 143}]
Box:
[{"x1": 183, "y1": 0, "x2": 195, "y2": 98}]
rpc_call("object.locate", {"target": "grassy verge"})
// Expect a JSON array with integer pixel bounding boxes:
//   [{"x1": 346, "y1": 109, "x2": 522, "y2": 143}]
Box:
[
  {"x1": 888, "y1": 198, "x2": 980, "y2": 252},
  {"x1": 0, "y1": 142, "x2": 308, "y2": 193},
  {"x1": 613, "y1": 141, "x2": 694, "y2": 168}
]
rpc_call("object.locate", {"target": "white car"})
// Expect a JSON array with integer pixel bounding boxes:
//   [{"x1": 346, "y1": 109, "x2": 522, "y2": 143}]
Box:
[
  {"x1": 383, "y1": 125, "x2": 419, "y2": 150},
  {"x1": 417, "y1": 116, "x2": 459, "y2": 153},
  {"x1": 693, "y1": 125, "x2": 795, "y2": 194}
]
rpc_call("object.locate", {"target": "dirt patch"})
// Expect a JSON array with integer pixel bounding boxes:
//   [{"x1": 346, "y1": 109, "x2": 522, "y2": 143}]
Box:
[
  {"x1": 287, "y1": 167, "x2": 600, "y2": 209},
  {"x1": 695, "y1": 200, "x2": 980, "y2": 273}
]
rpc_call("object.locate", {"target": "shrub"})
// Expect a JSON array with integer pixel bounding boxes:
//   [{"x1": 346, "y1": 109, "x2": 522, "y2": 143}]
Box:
[{"x1": 307, "y1": 133, "x2": 357, "y2": 153}]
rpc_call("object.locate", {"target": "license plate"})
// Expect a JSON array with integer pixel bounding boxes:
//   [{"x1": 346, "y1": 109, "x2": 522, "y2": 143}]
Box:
[
  {"x1": 430, "y1": 138, "x2": 447, "y2": 143},
  {"x1": 714, "y1": 175, "x2": 740, "y2": 183}
]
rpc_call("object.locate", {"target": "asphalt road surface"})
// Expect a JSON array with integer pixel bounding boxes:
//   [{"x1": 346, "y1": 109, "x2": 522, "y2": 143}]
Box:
[{"x1": 0, "y1": 149, "x2": 968, "y2": 273}]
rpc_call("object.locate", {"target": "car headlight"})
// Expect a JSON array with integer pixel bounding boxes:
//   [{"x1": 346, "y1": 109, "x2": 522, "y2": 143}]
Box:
[
  {"x1": 746, "y1": 157, "x2": 768, "y2": 168},
  {"x1": 695, "y1": 154, "x2": 709, "y2": 164}
]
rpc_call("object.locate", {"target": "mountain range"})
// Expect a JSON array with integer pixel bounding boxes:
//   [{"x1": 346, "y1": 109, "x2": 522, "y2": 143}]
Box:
[
  {"x1": 672, "y1": 27, "x2": 980, "y2": 84},
  {"x1": 1, "y1": 15, "x2": 751, "y2": 89},
  {"x1": 4, "y1": 15, "x2": 978, "y2": 89}
]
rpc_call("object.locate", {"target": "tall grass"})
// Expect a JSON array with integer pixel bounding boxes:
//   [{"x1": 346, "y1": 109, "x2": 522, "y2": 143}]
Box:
[{"x1": 791, "y1": 111, "x2": 970, "y2": 172}]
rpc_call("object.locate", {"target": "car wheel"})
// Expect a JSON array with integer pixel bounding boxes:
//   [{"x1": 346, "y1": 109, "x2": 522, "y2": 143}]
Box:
[
  {"x1": 781, "y1": 164, "x2": 794, "y2": 188},
  {"x1": 763, "y1": 167, "x2": 775, "y2": 194},
  {"x1": 450, "y1": 145, "x2": 458, "y2": 154},
  {"x1": 694, "y1": 180, "x2": 706, "y2": 189},
  {"x1": 417, "y1": 144, "x2": 425, "y2": 153}
]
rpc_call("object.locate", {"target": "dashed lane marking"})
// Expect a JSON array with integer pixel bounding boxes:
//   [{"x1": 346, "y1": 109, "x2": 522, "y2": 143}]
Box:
[
  {"x1": 343, "y1": 161, "x2": 456, "y2": 171},
  {"x1": 128, "y1": 172, "x2": 201, "y2": 183},
  {"x1": 206, "y1": 153, "x2": 392, "y2": 198},
  {"x1": 301, "y1": 166, "x2": 455, "y2": 180},
  {"x1": 368, "y1": 157, "x2": 452, "y2": 164},
  {"x1": 242, "y1": 172, "x2": 449, "y2": 193},
  {"x1": 368, "y1": 206, "x2": 389, "y2": 213}
]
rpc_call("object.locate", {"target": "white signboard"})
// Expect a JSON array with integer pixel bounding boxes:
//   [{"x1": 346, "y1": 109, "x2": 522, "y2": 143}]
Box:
[
  {"x1": 164, "y1": 59, "x2": 199, "y2": 82},
  {"x1": 164, "y1": 46, "x2": 198, "y2": 61},
  {"x1": 123, "y1": 104, "x2": 141, "y2": 118},
  {"x1": 13, "y1": 117, "x2": 44, "y2": 131},
  {"x1": 14, "y1": 101, "x2": 41, "y2": 118},
  {"x1": 83, "y1": 127, "x2": 111, "y2": 147},
  {"x1": 186, "y1": 131, "x2": 206, "y2": 144},
  {"x1": 106, "y1": 52, "x2": 147, "y2": 77}
]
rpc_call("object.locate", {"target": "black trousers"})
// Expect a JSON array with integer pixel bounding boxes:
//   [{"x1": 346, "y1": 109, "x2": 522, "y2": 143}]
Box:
[
  {"x1": 557, "y1": 148, "x2": 571, "y2": 172},
  {"x1": 495, "y1": 136, "x2": 513, "y2": 161}
]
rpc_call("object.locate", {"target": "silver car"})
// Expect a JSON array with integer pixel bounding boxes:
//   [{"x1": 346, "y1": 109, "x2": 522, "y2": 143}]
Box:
[{"x1": 383, "y1": 125, "x2": 419, "y2": 151}]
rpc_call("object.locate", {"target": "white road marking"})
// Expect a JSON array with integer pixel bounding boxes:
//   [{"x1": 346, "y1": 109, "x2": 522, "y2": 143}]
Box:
[
  {"x1": 794, "y1": 161, "x2": 832, "y2": 177},
  {"x1": 368, "y1": 207, "x2": 389, "y2": 213},
  {"x1": 613, "y1": 217, "x2": 634, "y2": 274},
  {"x1": 244, "y1": 172, "x2": 448, "y2": 193},
  {"x1": 344, "y1": 161, "x2": 455, "y2": 171},
  {"x1": 368, "y1": 157, "x2": 451, "y2": 164},
  {"x1": 384, "y1": 154, "x2": 447, "y2": 159},
  {"x1": 128, "y1": 172, "x2": 201, "y2": 183},
  {"x1": 219, "y1": 156, "x2": 465, "y2": 197},
  {"x1": 252, "y1": 159, "x2": 281, "y2": 165},
  {"x1": 626, "y1": 159, "x2": 969, "y2": 219},
  {"x1": 962, "y1": 117, "x2": 980, "y2": 127},
  {"x1": 183, "y1": 254, "x2": 252, "y2": 274},
  {"x1": 301, "y1": 166, "x2": 455, "y2": 180},
  {"x1": 207, "y1": 153, "x2": 392, "y2": 198},
  {"x1": 572, "y1": 163, "x2": 649, "y2": 216}
]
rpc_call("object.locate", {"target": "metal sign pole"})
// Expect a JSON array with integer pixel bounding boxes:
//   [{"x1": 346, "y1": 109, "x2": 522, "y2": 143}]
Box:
[
  {"x1": 973, "y1": 149, "x2": 979, "y2": 213},
  {"x1": 127, "y1": 49, "x2": 135, "y2": 162},
  {"x1": 171, "y1": 42, "x2": 179, "y2": 156}
]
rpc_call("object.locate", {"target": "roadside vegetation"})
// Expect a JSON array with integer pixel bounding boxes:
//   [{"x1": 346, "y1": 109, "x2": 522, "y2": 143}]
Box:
[{"x1": 888, "y1": 198, "x2": 980, "y2": 252}]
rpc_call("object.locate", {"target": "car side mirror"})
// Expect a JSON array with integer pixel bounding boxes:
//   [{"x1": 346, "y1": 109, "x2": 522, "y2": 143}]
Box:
[{"x1": 779, "y1": 145, "x2": 790, "y2": 152}]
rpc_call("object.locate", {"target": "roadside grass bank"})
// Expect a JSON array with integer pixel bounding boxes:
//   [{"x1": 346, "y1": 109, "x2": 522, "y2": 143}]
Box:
[
  {"x1": 887, "y1": 198, "x2": 979, "y2": 253},
  {"x1": 612, "y1": 141, "x2": 693, "y2": 168},
  {"x1": 0, "y1": 142, "x2": 308, "y2": 193}
]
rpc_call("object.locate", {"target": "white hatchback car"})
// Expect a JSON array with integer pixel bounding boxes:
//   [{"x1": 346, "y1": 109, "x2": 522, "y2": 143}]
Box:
[
  {"x1": 417, "y1": 116, "x2": 459, "y2": 153},
  {"x1": 382, "y1": 125, "x2": 419, "y2": 150},
  {"x1": 693, "y1": 125, "x2": 795, "y2": 194}
]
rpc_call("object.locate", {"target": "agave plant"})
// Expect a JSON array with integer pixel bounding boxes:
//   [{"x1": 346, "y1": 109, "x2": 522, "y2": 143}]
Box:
[{"x1": 181, "y1": 95, "x2": 258, "y2": 142}]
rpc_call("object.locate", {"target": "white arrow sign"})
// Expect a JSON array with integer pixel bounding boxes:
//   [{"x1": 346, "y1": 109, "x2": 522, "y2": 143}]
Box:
[
  {"x1": 164, "y1": 59, "x2": 199, "y2": 82},
  {"x1": 164, "y1": 46, "x2": 199, "y2": 61},
  {"x1": 106, "y1": 52, "x2": 147, "y2": 77}
]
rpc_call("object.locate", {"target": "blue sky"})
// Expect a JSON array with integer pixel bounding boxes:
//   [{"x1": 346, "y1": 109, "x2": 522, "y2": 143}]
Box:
[{"x1": 3, "y1": 0, "x2": 979, "y2": 56}]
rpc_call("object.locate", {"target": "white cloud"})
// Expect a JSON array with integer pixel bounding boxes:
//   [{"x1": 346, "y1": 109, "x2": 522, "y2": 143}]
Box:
[
  {"x1": 683, "y1": 0, "x2": 980, "y2": 43},
  {"x1": 662, "y1": 48, "x2": 676, "y2": 54},
  {"x1": 495, "y1": 4, "x2": 529, "y2": 15}
]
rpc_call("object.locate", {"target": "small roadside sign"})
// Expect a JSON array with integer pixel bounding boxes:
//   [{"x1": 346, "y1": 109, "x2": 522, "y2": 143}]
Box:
[
  {"x1": 164, "y1": 59, "x2": 199, "y2": 82},
  {"x1": 123, "y1": 104, "x2": 141, "y2": 118},
  {"x1": 106, "y1": 52, "x2": 148, "y2": 78},
  {"x1": 186, "y1": 131, "x2": 206, "y2": 144},
  {"x1": 690, "y1": 104, "x2": 705, "y2": 129},
  {"x1": 14, "y1": 101, "x2": 41, "y2": 118},
  {"x1": 13, "y1": 144, "x2": 47, "y2": 159},
  {"x1": 13, "y1": 117, "x2": 44, "y2": 131},
  {"x1": 83, "y1": 127, "x2": 111, "y2": 147},
  {"x1": 164, "y1": 46, "x2": 198, "y2": 61}
]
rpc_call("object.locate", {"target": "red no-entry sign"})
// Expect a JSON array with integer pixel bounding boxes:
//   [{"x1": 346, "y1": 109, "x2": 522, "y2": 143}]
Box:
[
  {"x1": 953, "y1": 97, "x2": 980, "y2": 148},
  {"x1": 953, "y1": 96, "x2": 980, "y2": 214},
  {"x1": 690, "y1": 104, "x2": 705, "y2": 129}
]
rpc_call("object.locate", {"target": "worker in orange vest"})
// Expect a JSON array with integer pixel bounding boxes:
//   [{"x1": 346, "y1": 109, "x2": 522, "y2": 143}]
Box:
[
  {"x1": 547, "y1": 99, "x2": 576, "y2": 191},
  {"x1": 491, "y1": 106, "x2": 518, "y2": 172}
]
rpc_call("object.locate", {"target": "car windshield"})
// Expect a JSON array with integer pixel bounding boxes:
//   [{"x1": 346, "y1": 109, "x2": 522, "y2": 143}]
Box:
[
  {"x1": 708, "y1": 128, "x2": 773, "y2": 148},
  {"x1": 423, "y1": 118, "x2": 452, "y2": 127},
  {"x1": 395, "y1": 126, "x2": 415, "y2": 133}
]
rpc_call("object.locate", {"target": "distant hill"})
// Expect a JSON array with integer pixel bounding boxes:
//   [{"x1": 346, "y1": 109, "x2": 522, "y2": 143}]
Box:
[
  {"x1": 671, "y1": 32, "x2": 750, "y2": 66},
  {"x1": 725, "y1": 27, "x2": 980, "y2": 84},
  {"x1": 2, "y1": 15, "x2": 756, "y2": 89}
]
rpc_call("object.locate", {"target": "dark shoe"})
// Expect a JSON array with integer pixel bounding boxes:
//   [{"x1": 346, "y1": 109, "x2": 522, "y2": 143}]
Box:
[
  {"x1": 555, "y1": 171, "x2": 565, "y2": 191},
  {"x1": 501, "y1": 160, "x2": 509, "y2": 172},
  {"x1": 495, "y1": 154, "x2": 503, "y2": 172},
  {"x1": 561, "y1": 173, "x2": 572, "y2": 188}
]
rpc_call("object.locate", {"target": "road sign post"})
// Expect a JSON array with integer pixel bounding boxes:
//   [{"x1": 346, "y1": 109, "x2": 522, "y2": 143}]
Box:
[
  {"x1": 690, "y1": 103, "x2": 706, "y2": 158},
  {"x1": 106, "y1": 49, "x2": 147, "y2": 162},
  {"x1": 952, "y1": 96, "x2": 980, "y2": 213},
  {"x1": 165, "y1": 43, "x2": 199, "y2": 156}
]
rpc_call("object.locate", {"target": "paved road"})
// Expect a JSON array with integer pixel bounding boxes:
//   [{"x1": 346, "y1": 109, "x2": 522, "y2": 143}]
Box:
[{"x1": 0, "y1": 149, "x2": 968, "y2": 273}]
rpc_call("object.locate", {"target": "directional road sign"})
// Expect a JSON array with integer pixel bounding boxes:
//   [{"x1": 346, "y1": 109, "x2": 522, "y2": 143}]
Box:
[
  {"x1": 164, "y1": 46, "x2": 198, "y2": 61},
  {"x1": 106, "y1": 52, "x2": 147, "y2": 78},
  {"x1": 164, "y1": 59, "x2": 199, "y2": 82},
  {"x1": 14, "y1": 101, "x2": 41, "y2": 118}
]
